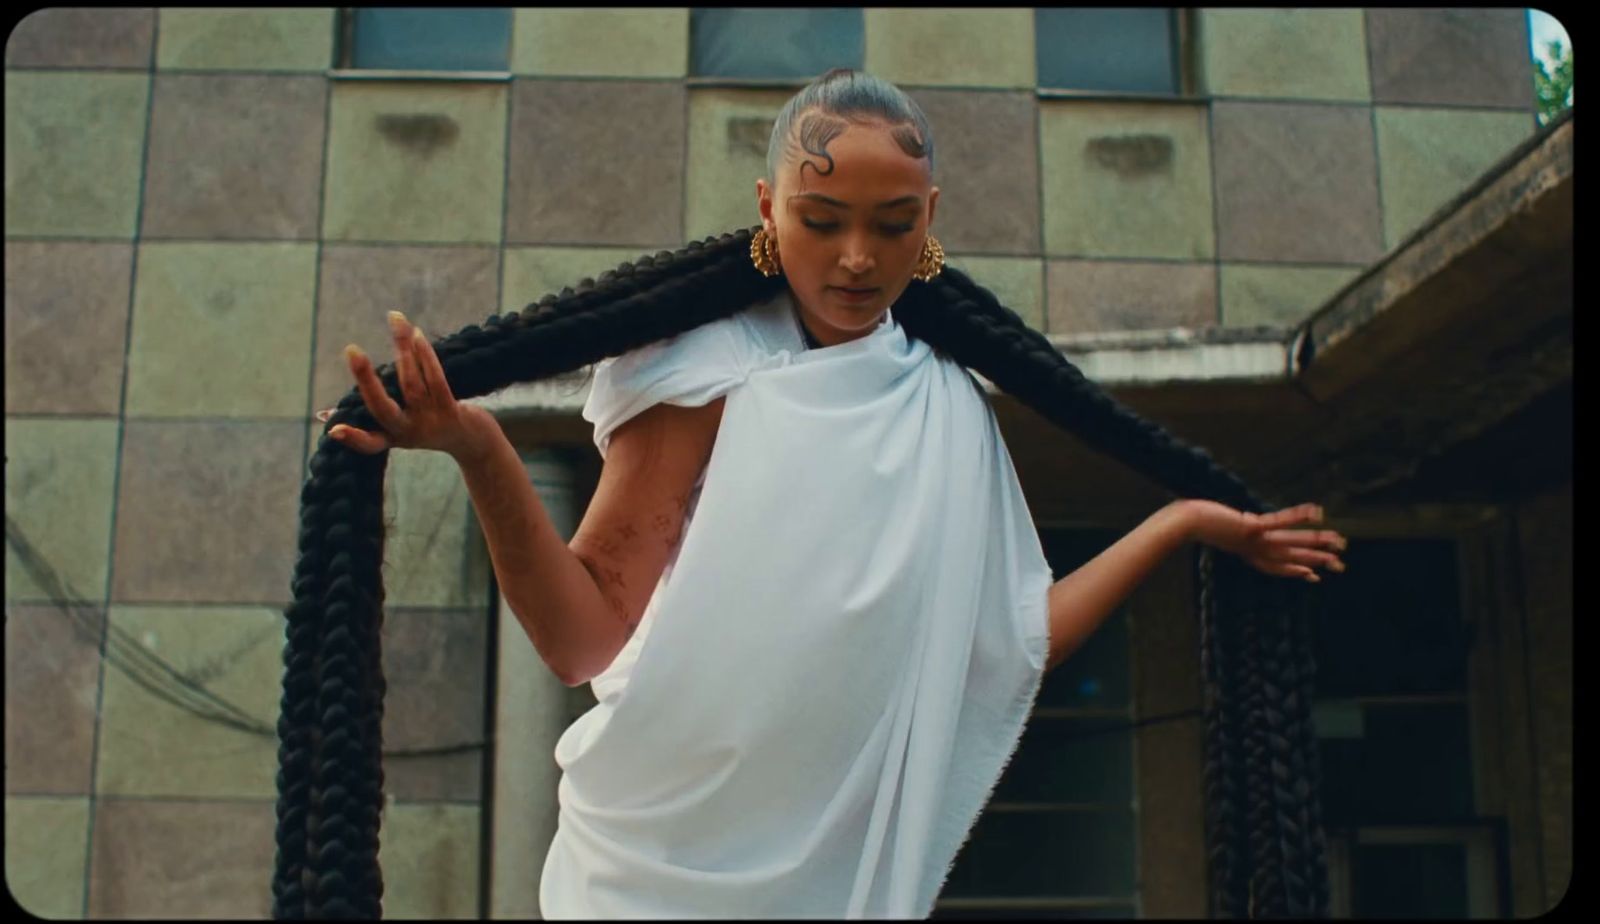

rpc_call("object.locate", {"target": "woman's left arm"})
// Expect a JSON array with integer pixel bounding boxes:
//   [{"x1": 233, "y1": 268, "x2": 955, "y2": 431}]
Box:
[{"x1": 1044, "y1": 500, "x2": 1348, "y2": 673}]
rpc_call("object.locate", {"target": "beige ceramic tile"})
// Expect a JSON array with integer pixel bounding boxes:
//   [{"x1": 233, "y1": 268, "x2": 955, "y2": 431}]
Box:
[
  {"x1": 1040, "y1": 100, "x2": 1214, "y2": 261},
  {"x1": 4, "y1": 242, "x2": 132, "y2": 415},
  {"x1": 4, "y1": 72, "x2": 148, "y2": 239},
  {"x1": 684, "y1": 87, "x2": 795, "y2": 243},
  {"x1": 381, "y1": 448, "x2": 492, "y2": 609},
  {"x1": 379, "y1": 802, "x2": 481, "y2": 919},
  {"x1": 5, "y1": 797, "x2": 89, "y2": 920},
  {"x1": 5, "y1": 605, "x2": 105, "y2": 796},
  {"x1": 4, "y1": 418, "x2": 119, "y2": 604},
  {"x1": 6, "y1": 8, "x2": 154, "y2": 68},
  {"x1": 155, "y1": 8, "x2": 334, "y2": 72},
  {"x1": 323, "y1": 82, "x2": 508, "y2": 244},
  {"x1": 125, "y1": 243, "x2": 316, "y2": 418},
  {"x1": 94, "y1": 606, "x2": 283, "y2": 798},
  {"x1": 1199, "y1": 9, "x2": 1370, "y2": 101},
  {"x1": 865, "y1": 9, "x2": 1036, "y2": 88},
  {"x1": 501, "y1": 246, "x2": 673, "y2": 318},
  {"x1": 1220, "y1": 263, "x2": 1364, "y2": 328},
  {"x1": 1374, "y1": 107, "x2": 1536, "y2": 249},
  {"x1": 87, "y1": 799, "x2": 276, "y2": 917},
  {"x1": 512, "y1": 8, "x2": 687, "y2": 77},
  {"x1": 945, "y1": 256, "x2": 1045, "y2": 331},
  {"x1": 1046, "y1": 259, "x2": 1216, "y2": 334}
]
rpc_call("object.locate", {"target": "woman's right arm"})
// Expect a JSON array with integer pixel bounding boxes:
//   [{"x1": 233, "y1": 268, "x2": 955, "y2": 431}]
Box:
[{"x1": 452, "y1": 398, "x2": 722, "y2": 687}]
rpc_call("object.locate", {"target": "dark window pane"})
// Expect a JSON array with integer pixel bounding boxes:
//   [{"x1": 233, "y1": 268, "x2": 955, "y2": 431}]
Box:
[
  {"x1": 352, "y1": 8, "x2": 510, "y2": 71},
  {"x1": 940, "y1": 807, "x2": 1136, "y2": 898},
  {"x1": 1037, "y1": 529, "x2": 1130, "y2": 710},
  {"x1": 992, "y1": 716, "x2": 1134, "y2": 805},
  {"x1": 1354, "y1": 843, "x2": 1470, "y2": 918},
  {"x1": 1318, "y1": 704, "x2": 1475, "y2": 827},
  {"x1": 1035, "y1": 9, "x2": 1177, "y2": 93},
  {"x1": 1308, "y1": 538, "x2": 1468, "y2": 697},
  {"x1": 690, "y1": 8, "x2": 862, "y2": 78}
]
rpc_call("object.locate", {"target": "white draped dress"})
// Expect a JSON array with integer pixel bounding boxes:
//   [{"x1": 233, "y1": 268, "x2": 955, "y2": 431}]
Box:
[{"x1": 538, "y1": 289, "x2": 1054, "y2": 918}]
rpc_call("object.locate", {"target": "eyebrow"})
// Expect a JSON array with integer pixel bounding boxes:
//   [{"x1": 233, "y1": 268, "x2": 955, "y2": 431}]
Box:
[{"x1": 790, "y1": 193, "x2": 921, "y2": 210}]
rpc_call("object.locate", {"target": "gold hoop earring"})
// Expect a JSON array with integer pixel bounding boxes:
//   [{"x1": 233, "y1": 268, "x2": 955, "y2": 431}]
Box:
[
  {"x1": 912, "y1": 235, "x2": 944, "y2": 282},
  {"x1": 751, "y1": 227, "x2": 782, "y2": 277}
]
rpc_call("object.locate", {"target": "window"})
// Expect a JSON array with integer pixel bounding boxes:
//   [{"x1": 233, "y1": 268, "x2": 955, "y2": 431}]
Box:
[
  {"x1": 690, "y1": 8, "x2": 862, "y2": 80},
  {"x1": 933, "y1": 529, "x2": 1139, "y2": 919},
  {"x1": 338, "y1": 8, "x2": 512, "y2": 72},
  {"x1": 1035, "y1": 8, "x2": 1183, "y2": 95}
]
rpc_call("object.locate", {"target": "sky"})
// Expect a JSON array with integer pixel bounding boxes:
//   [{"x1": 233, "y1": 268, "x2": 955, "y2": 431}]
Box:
[{"x1": 1528, "y1": 9, "x2": 1570, "y2": 65}]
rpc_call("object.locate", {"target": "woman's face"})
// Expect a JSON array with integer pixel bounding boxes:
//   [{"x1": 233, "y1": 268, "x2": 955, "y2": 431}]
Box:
[{"x1": 756, "y1": 120, "x2": 939, "y2": 347}]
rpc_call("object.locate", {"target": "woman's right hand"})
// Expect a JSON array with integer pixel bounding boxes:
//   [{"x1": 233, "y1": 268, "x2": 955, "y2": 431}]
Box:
[{"x1": 317, "y1": 310, "x2": 491, "y2": 462}]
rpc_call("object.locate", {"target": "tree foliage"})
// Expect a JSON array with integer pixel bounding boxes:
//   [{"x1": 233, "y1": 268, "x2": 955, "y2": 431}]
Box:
[{"x1": 1534, "y1": 38, "x2": 1573, "y2": 126}]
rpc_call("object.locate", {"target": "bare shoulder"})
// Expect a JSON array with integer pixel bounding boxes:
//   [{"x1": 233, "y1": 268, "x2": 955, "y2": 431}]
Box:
[{"x1": 568, "y1": 398, "x2": 726, "y2": 636}]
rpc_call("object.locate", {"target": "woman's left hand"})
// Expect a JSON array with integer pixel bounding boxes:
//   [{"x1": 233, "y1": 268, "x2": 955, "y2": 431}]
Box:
[{"x1": 1180, "y1": 499, "x2": 1348, "y2": 583}]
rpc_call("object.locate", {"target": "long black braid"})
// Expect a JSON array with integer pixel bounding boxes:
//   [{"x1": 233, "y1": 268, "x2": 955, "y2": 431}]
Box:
[{"x1": 270, "y1": 226, "x2": 1331, "y2": 917}]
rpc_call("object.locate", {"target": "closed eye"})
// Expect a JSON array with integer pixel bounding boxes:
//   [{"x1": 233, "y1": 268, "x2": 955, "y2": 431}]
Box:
[{"x1": 802, "y1": 219, "x2": 915, "y2": 236}]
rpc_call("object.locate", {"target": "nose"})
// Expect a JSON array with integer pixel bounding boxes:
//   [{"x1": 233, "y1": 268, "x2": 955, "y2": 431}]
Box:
[{"x1": 839, "y1": 240, "x2": 875, "y2": 275}]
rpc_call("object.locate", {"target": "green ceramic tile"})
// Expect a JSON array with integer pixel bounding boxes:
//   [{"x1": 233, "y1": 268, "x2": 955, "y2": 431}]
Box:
[
  {"x1": 94, "y1": 607, "x2": 283, "y2": 798},
  {"x1": 512, "y1": 8, "x2": 687, "y2": 77},
  {"x1": 1220, "y1": 263, "x2": 1363, "y2": 328},
  {"x1": 1040, "y1": 100, "x2": 1214, "y2": 260},
  {"x1": 125, "y1": 243, "x2": 316, "y2": 418},
  {"x1": 1375, "y1": 107, "x2": 1536, "y2": 249},
  {"x1": 381, "y1": 448, "x2": 491, "y2": 609},
  {"x1": 4, "y1": 418, "x2": 118, "y2": 604},
  {"x1": 379, "y1": 803, "x2": 481, "y2": 919},
  {"x1": 865, "y1": 9, "x2": 1035, "y2": 88},
  {"x1": 684, "y1": 87, "x2": 794, "y2": 243},
  {"x1": 1200, "y1": 9, "x2": 1370, "y2": 101},
  {"x1": 945, "y1": 256, "x2": 1044, "y2": 331},
  {"x1": 4, "y1": 72, "x2": 148, "y2": 239},
  {"x1": 155, "y1": 9, "x2": 334, "y2": 72},
  {"x1": 502, "y1": 246, "x2": 667, "y2": 317},
  {"x1": 4, "y1": 797, "x2": 89, "y2": 920},
  {"x1": 323, "y1": 82, "x2": 507, "y2": 244}
]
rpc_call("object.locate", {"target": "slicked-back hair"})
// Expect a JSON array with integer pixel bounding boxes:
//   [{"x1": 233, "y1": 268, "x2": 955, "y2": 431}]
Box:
[{"x1": 271, "y1": 69, "x2": 1332, "y2": 919}]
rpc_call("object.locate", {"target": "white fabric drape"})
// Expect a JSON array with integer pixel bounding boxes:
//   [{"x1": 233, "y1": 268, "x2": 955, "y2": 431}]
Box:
[{"x1": 539, "y1": 290, "x2": 1053, "y2": 919}]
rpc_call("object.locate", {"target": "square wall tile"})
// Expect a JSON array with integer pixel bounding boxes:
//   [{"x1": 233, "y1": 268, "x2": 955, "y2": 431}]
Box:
[
  {"x1": 5, "y1": 797, "x2": 89, "y2": 921},
  {"x1": 1375, "y1": 107, "x2": 1536, "y2": 249},
  {"x1": 380, "y1": 609, "x2": 488, "y2": 802},
  {"x1": 506, "y1": 80, "x2": 685, "y2": 247},
  {"x1": 4, "y1": 418, "x2": 119, "y2": 603},
  {"x1": 155, "y1": 8, "x2": 334, "y2": 72},
  {"x1": 513, "y1": 8, "x2": 687, "y2": 77},
  {"x1": 110, "y1": 421, "x2": 306, "y2": 605},
  {"x1": 88, "y1": 799, "x2": 275, "y2": 918},
  {"x1": 1199, "y1": 9, "x2": 1370, "y2": 102},
  {"x1": 312, "y1": 245, "x2": 500, "y2": 413},
  {"x1": 1220, "y1": 264, "x2": 1363, "y2": 328},
  {"x1": 379, "y1": 803, "x2": 481, "y2": 920},
  {"x1": 4, "y1": 72, "x2": 148, "y2": 239},
  {"x1": 865, "y1": 9, "x2": 1035, "y2": 88},
  {"x1": 5, "y1": 242, "x2": 132, "y2": 415},
  {"x1": 94, "y1": 606, "x2": 282, "y2": 798},
  {"x1": 6, "y1": 605, "x2": 105, "y2": 795},
  {"x1": 1212, "y1": 101, "x2": 1382, "y2": 264},
  {"x1": 502, "y1": 246, "x2": 669, "y2": 317},
  {"x1": 684, "y1": 87, "x2": 794, "y2": 244},
  {"x1": 1040, "y1": 100, "x2": 1214, "y2": 261},
  {"x1": 1368, "y1": 9, "x2": 1535, "y2": 109},
  {"x1": 125, "y1": 243, "x2": 316, "y2": 418},
  {"x1": 1047, "y1": 259, "x2": 1216, "y2": 334},
  {"x1": 323, "y1": 82, "x2": 507, "y2": 245},
  {"x1": 141, "y1": 74, "x2": 325, "y2": 240},
  {"x1": 945, "y1": 256, "x2": 1044, "y2": 331},
  {"x1": 381, "y1": 448, "x2": 491, "y2": 609},
  {"x1": 906, "y1": 89, "x2": 1040, "y2": 255},
  {"x1": 6, "y1": 8, "x2": 154, "y2": 68}
]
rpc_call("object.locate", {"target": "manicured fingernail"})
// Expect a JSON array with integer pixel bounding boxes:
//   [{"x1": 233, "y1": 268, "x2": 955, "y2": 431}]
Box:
[
  {"x1": 315, "y1": 408, "x2": 331, "y2": 422},
  {"x1": 412, "y1": 326, "x2": 426, "y2": 342},
  {"x1": 343, "y1": 344, "x2": 363, "y2": 364},
  {"x1": 1307, "y1": 573, "x2": 1321, "y2": 582},
  {"x1": 388, "y1": 310, "x2": 407, "y2": 334}
]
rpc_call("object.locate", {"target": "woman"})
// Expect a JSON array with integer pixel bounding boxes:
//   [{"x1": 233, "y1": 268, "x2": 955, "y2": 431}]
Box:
[{"x1": 282, "y1": 69, "x2": 1346, "y2": 919}]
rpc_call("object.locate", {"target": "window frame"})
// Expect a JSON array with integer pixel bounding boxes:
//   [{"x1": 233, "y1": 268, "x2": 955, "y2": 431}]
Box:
[
  {"x1": 329, "y1": 6, "x2": 514, "y2": 83},
  {"x1": 1034, "y1": 7, "x2": 1202, "y2": 103}
]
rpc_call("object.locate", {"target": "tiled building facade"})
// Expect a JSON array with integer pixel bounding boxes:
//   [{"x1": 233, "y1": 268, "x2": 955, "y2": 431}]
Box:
[{"x1": 5, "y1": 8, "x2": 1564, "y2": 919}]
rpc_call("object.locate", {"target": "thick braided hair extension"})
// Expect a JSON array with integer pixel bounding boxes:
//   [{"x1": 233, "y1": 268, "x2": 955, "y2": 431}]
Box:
[{"x1": 271, "y1": 69, "x2": 1331, "y2": 918}]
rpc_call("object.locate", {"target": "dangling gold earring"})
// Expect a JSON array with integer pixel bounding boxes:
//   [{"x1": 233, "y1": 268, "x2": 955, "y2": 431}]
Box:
[
  {"x1": 751, "y1": 227, "x2": 782, "y2": 277},
  {"x1": 912, "y1": 235, "x2": 944, "y2": 282}
]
